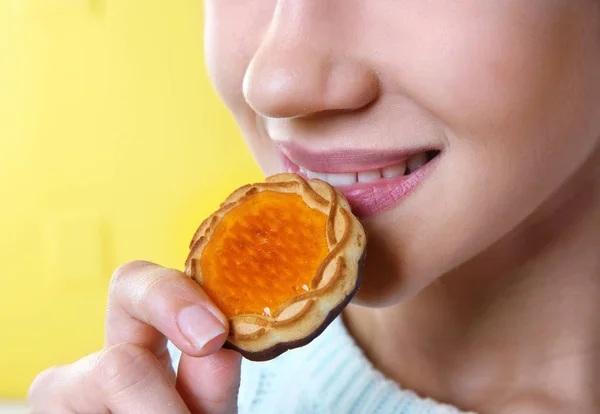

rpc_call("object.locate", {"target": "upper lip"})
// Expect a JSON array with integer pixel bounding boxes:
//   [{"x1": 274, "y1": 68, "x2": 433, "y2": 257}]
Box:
[{"x1": 277, "y1": 141, "x2": 438, "y2": 174}]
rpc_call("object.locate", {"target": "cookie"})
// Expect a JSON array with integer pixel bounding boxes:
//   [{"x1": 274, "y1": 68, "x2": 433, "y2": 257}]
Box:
[{"x1": 185, "y1": 173, "x2": 366, "y2": 361}]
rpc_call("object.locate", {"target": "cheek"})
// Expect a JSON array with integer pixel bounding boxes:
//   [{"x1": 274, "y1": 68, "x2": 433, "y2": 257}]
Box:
[
  {"x1": 396, "y1": 4, "x2": 584, "y2": 134},
  {"x1": 362, "y1": 4, "x2": 600, "y2": 303},
  {"x1": 424, "y1": 5, "x2": 600, "y2": 228},
  {"x1": 204, "y1": 1, "x2": 275, "y2": 115},
  {"x1": 443, "y1": 20, "x2": 596, "y2": 242},
  {"x1": 204, "y1": 1, "x2": 279, "y2": 173},
  {"x1": 397, "y1": 3, "x2": 600, "y2": 229}
]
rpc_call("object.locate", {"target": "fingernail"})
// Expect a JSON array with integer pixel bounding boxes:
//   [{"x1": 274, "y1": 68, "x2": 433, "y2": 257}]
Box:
[{"x1": 177, "y1": 306, "x2": 227, "y2": 351}]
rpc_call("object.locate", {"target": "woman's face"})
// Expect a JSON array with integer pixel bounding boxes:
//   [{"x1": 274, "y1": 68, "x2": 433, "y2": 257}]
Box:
[{"x1": 204, "y1": 1, "x2": 600, "y2": 305}]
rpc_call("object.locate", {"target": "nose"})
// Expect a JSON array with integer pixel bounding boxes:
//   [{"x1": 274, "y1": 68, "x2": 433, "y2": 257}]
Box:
[{"x1": 243, "y1": 2, "x2": 379, "y2": 119}]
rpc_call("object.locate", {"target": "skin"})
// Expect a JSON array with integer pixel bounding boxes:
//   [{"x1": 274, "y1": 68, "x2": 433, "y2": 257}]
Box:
[
  {"x1": 28, "y1": 261, "x2": 242, "y2": 413},
  {"x1": 29, "y1": 1, "x2": 600, "y2": 413}
]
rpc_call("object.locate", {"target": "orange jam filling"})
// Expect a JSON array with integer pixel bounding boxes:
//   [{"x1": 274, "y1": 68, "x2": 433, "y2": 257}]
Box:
[{"x1": 200, "y1": 190, "x2": 330, "y2": 317}]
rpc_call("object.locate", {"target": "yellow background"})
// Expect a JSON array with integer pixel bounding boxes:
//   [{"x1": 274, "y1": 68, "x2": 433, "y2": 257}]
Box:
[{"x1": 0, "y1": 0, "x2": 261, "y2": 398}]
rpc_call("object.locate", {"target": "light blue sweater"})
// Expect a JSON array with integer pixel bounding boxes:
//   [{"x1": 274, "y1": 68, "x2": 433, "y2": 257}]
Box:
[{"x1": 170, "y1": 317, "x2": 475, "y2": 413}]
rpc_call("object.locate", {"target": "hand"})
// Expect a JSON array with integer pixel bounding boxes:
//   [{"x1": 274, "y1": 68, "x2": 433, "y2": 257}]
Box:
[{"x1": 27, "y1": 261, "x2": 242, "y2": 414}]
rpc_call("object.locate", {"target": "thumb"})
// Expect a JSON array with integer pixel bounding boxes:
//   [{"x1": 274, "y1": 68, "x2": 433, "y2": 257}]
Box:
[{"x1": 176, "y1": 348, "x2": 242, "y2": 414}]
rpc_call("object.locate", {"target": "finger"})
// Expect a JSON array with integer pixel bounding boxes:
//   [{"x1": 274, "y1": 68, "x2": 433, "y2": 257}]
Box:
[
  {"x1": 176, "y1": 349, "x2": 242, "y2": 414},
  {"x1": 28, "y1": 343, "x2": 191, "y2": 414},
  {"x1": 106, "y1": 261, "x2": 229, "y2": 358}
]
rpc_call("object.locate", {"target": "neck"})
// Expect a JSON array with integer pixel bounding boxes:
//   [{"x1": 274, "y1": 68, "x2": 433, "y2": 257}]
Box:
[{"x1": 344, "y1": 149, "x2": 600, "y2": 413}]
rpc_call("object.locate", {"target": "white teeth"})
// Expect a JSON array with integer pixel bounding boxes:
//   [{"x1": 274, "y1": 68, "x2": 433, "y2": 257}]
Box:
[
  {"x1": 407, "y1": 153, "x2": 428, "y2": 173},
  {"x1": 298, "y1": 152, "x2": 431, "y2": 186},
  {"x1": 357, "y1": 169, "x2": 382, "y2": 183},
  {"x1": 326, "y1": 172, "x2": 357, "y2": 187},
  {"x1": 307, "y1": 170, "x2": 327, "y2": 181},
  {"x1": 382, "y1": 162, "x2": 407, "y2": 179}
]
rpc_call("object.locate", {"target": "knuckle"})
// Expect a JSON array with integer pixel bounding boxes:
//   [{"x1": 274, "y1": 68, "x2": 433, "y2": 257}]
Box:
[
  {"x1": 135, "y1": 267, "x2": 191, "y2": 314},
  {"x1": 109, "y1": 260, "x2": 151, "y2": 291},
  {"x1": 94, "y1": 343, "x2": 158, "y2": 395},
  {"x1": 142, "y1": 268, "x2": 180, "y2": 299}
]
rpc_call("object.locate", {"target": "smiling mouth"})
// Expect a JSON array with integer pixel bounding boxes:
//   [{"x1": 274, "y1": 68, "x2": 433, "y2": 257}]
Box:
[
  {"x1": 280, "y1": 148, "x2": 441, "y2": 217},
  {"x1": 296, "y1": 150, "x2": 439, "y2": 187}
]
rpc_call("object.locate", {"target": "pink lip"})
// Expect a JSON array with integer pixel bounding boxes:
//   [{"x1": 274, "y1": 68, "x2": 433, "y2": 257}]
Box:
[
  {"x1": 280, "y1": 150, "x2": 440, "y2": 218},
  {"x1": 276, "y1": 141, "x2": 436, "y2": 173}
]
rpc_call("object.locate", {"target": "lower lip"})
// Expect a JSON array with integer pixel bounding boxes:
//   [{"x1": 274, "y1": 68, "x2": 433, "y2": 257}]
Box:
[{"x1": 280, "y1": 155, "x2": 439, "y2": 218}]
